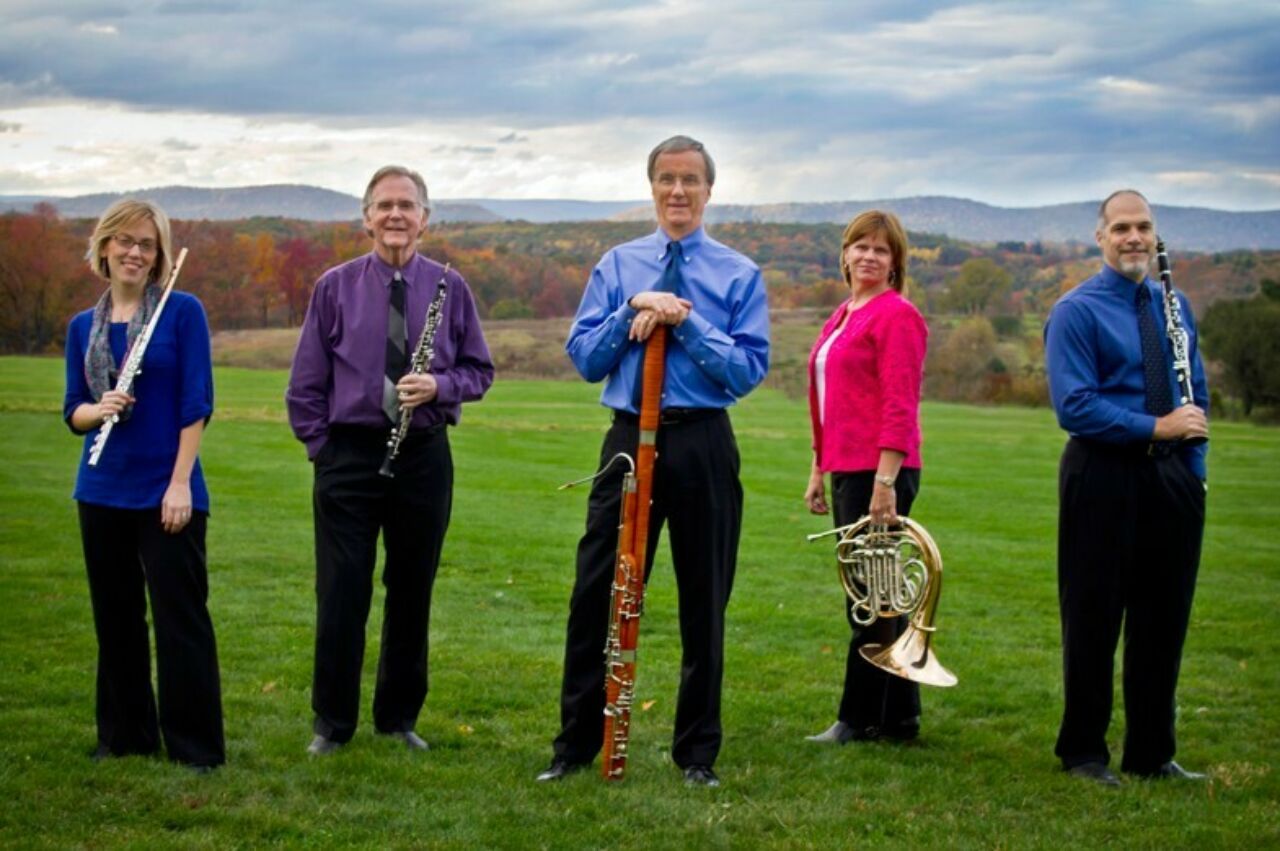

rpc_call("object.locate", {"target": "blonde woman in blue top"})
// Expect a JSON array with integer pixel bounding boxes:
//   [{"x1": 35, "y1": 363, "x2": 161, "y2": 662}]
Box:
[{"x1": 63, "y1": 199, "x2": 223, "y2": 771}]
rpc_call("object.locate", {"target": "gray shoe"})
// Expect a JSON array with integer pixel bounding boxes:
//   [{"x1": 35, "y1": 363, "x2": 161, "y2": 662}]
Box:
[
  {"x1": 805, "y1": 720, "x2": 856, "y2": 744},
  {"x1": 307, "y1": 734, "x2": 343, "y2": 756},
  {"x1": 1066, "y1": 761, "x2": 1121, "y2": 787},
  {"x1": 381, "y1": 730, "x2": 430, "y2": 751}
]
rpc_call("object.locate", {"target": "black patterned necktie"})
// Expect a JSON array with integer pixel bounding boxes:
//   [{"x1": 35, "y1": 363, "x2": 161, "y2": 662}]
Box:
[
  {"x1": 383, "y1": 271, "x2": 407, "y2": 423},
  {"x1": 1135, "y1": 283, "x2": 1174, "y2": 416}
]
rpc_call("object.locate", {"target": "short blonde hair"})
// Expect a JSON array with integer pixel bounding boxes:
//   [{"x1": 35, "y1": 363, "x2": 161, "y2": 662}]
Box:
[
  {"x1": 85, "y1": 199, "x2": 174, "y2": 285},
  {"x1": 840, "y1": 209, "x2": 909, "y2": 293}
]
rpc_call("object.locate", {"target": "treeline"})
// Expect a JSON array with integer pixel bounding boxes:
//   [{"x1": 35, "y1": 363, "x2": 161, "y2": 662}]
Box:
[{"x1": 3, "y1": 206, "x2": 1278, "y2": 417}]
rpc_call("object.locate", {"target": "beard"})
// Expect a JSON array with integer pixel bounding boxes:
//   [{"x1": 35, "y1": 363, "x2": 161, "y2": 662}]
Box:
[{"x1": 1117, "y1": 253, "x2": 1151, "y2": 280}]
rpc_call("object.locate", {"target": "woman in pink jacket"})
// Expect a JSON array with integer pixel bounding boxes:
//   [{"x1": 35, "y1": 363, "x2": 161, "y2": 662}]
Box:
[{"x1": 803, "y1": 210, "x2": 929, "y2": 744}]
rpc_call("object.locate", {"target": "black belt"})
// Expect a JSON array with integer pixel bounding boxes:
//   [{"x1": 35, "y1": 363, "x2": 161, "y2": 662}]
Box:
[
  {"x1": 1071, "y1": 436, "x2": 1175, "y2": 459},
  {"x1": 613, "y1": 407, "x2": 723, "y2": 426},
  {"x1": 330, "y1": 422, "x2": 446, "y2": 443}
]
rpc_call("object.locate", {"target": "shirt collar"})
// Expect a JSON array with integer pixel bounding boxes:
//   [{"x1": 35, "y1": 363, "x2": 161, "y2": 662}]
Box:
[
  {"x1": 1099, "y1": 262, "x2": 1151, "y2": 296},
  {"x1": 654, "y1": 225, "x2": 706, "y2": 262},
  {"x1": 370, "y1": 251, "x2": 421, "y2": 286}
]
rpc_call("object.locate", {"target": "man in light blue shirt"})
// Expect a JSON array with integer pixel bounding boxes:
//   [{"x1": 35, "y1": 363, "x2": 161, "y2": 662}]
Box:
[
  {"x1": 538, "y1": 135, "x2": 769, "y2": 788},
  {"x1": 1044, "y1": 189, "x2": 1208, "y2": 787}
]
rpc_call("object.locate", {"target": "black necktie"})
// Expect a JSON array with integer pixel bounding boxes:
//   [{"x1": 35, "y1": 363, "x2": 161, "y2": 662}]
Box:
[
  {"x1": 1135, "y1": 284, "x2": 1173, "y2": 416},
  {"x1": 383, "y1": 271, "x2": 407, "y2": 423}
]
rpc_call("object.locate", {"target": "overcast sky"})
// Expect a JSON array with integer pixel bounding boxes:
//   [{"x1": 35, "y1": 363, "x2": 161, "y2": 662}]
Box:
[{"x1": 1, "y1": 0, "x2": 1277, "y2": 209}]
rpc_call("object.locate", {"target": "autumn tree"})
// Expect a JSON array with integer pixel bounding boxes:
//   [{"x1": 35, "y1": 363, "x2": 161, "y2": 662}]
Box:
[
  {"x1": 945, "y1": 258, "x2": 1013, "y2": 315},
  {"x1": 1200, "y1": 287, "x2": 1280, "y2": 416},
  {"x1": 0, "y1": 206, "x2": 95, "y2": 353}
]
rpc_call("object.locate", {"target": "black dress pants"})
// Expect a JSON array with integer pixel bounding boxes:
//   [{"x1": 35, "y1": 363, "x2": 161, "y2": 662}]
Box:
[
  {"x1": 311, "y1": 425, "x2": 453, "y2": 742},
  {"x1": 77, "y1": 503, "x2": 225, "y2": 767},
  {"x1": 553, "y1": 410, "x2": 742, "y2": 769},
  {"x1": 829, "y1": 470, "x2": 922, "y2": 731},
  {"x1": 1055, "y1": 438, "x2": 1205, "y2": 772}
]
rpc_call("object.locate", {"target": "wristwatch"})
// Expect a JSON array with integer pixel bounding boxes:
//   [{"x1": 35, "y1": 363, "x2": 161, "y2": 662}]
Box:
[{"x1": 874, "y1": 474, "x2": 896, "y2": 489}]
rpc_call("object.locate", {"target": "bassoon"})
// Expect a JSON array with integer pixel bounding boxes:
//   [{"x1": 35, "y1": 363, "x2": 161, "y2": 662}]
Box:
[
  {"x1": 600, "y1": 328, "x2": 666, "y2": 780},
  {"x1": 1155, "y1": 239, "x2": 1207, "y2": 447},
  {"x1": 559, "y1": 325, "x2": 667, "y2": 781},
  {"x1": 87, "y1": 247, "x2": 189, "y2": 467}
]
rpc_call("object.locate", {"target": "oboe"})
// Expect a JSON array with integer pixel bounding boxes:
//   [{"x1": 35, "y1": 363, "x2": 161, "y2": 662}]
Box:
[
  {"x1": 378, "y1": 264, "x2": 450, "y2": 478},
  {"x1": 87, "y1": 247, "x2": 189, "y2": 467},
  {"x1": 1155, "y1": 239, "x2": 1207, "y2": 447}
]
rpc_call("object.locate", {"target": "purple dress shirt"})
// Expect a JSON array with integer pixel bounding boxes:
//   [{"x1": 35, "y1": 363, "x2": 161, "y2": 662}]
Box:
[{"x1": 286, "y1": 251, "x2": 494, "y2": 459}]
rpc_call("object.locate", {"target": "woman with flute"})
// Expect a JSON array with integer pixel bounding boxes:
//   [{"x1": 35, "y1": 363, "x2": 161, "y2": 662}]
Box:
[
  {"x1": 63, "y1": 199, "x2": 224, "y2": 771},
  {"x1": 803, "y1": 210, "x2": 929, "y2": 744}
]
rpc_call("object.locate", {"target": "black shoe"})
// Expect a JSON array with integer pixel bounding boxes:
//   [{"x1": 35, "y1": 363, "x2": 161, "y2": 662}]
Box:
[
  {"x1": 187, "y1": 763, "x2": 219, "y2": 775},
  {"x1": 306, "y1": 734, "x2": 343, "y2": 756},
  {"x1": 683, "y1": 765, "x2": 720, "y2": 788},
  {"x1": 379, "y1": 730, "x2": 429, "y2": 751},
  {"x1": 90, "y1": 744, "x2": 114, "y2": 762},
  {"x1": 882, "y1": 717, "x2": 921, "y2": 741},
  {"x1": 536, "y1": 758, "x2": 587, "y2": 782},
  {"x1": 1066, "y1": 761, "x2": 1121, "y2": 787},
  {"x1": 1128, "y1": 761, "x2": 1206, "y2": 781}
]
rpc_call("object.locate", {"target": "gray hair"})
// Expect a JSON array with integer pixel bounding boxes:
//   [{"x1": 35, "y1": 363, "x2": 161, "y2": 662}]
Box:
[
  {"x1": 647, "y1": 135, "x2": 716, "y2": 187},
  {"x1": 362, "y1": 165, "x2": 429, "y2": 212},
  {"x1": 1096, "y1": 188, "x2": 1152, "y2": 231}
]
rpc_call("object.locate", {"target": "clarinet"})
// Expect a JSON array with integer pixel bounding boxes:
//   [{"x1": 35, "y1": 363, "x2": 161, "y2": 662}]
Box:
[
  {"x1": 379, "y1": 264, "x2": 450, "y2": 478},
  {"x1": 87, "y1": 247, "x2": 189, "y2": 467},
  {"x1": 1155, "y1": 239, "x2": 1207, "y2": 447}
]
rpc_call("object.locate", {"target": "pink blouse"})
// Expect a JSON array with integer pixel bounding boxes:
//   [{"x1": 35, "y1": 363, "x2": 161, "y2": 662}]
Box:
[{"x1": 807, "y1": 290, "x2": 928, "y2": 472}]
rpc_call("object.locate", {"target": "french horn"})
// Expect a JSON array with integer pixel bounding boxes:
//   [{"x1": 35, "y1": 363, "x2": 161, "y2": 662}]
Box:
[{"x1": 809, "y1": 517, "x2": 957, "y2": 687}]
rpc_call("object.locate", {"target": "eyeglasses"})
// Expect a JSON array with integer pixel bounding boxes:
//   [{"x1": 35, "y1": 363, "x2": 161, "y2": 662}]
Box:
[
  {"x1": 372, "y1": 200, "x2": 423, "y2": 213},
  {"x1": 112, "y1": 234, "x2": 159, "y2": 254}
]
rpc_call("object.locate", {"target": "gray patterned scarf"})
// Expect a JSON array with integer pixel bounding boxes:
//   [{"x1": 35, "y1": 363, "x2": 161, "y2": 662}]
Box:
[{"x1": 83, "y1": 283, "x2": 161, "y2": 416}]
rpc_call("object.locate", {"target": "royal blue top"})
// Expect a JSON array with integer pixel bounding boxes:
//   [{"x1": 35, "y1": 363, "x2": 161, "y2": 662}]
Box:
[
  {"x1": 286, "y1": 252, "x2": 494, "y2": 460},
  {"x1": 566, "y1": 226, "x2": 770, "y2": 412},
  {"x1": 63, "y1": 292, "x2": 214, "y2": 510},
  {"x1": 1044, "y1": 263, "x2": 1209, "y2": 479}
]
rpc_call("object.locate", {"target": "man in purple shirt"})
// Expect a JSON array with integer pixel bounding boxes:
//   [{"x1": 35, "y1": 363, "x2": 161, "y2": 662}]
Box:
[{"x1": 287, "y1": 165, "x2": 494, "y2": 756}]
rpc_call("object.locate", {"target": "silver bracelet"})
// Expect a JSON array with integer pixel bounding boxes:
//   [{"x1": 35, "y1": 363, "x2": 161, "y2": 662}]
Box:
[{"x1": 874, "y1": 474, "x2": 896, "y2": 488}]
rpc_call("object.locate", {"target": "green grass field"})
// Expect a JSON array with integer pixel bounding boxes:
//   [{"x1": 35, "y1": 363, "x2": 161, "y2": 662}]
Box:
[{"x1": 1, "y1": 355, "x2": 1277, "y2": 848}]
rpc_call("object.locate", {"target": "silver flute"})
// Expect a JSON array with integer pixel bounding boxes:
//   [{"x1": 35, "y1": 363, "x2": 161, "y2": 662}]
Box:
[
  {"x1": 87, "y1": 247, "x2": 189, "y2": 467},
  {"x1": 379, "y1": 264, "x2": 450, "y2": 478}
]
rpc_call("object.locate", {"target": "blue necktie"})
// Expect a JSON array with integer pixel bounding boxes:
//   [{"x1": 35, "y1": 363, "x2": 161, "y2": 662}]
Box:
[
  {"x1": 1135, "y1": 284, "x2": 1173, "y2": 416},
  {"x1": 631, "y1": 242, "x2": 683, "y2": 411},
  {"x1": 659, "y1": 241, "x2": 683, "y2": 295}
]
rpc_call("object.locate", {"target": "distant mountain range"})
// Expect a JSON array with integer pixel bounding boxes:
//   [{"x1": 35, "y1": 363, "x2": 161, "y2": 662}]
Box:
[{"x1": 2, "y1": 185, "x2": 1276, "y2": 251}]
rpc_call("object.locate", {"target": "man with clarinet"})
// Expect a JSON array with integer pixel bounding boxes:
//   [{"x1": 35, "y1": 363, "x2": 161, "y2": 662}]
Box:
[
  {"x1": 1044, "y1": 189, "x2": 1209, "y2": 786},
  {"x1": 537, "y1": 135, "x2": 770, "y2": 787},
  {"x1": 287, "y1": 165, "x2": 493, "y2": 756}
]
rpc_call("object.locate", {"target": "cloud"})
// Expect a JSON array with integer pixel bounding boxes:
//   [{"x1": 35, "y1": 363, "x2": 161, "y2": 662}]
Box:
[{"x1": 0, "y1": 1, "x2": 1277, "y2": 208}]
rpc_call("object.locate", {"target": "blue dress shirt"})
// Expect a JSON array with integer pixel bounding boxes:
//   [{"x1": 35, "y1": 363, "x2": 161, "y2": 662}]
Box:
[
  {"x1": 64, "y1": 292, "x2": 214, "y2": 510},
  {"x1": 1044, "y1": 264, "x2": 1209, "y2": 479},
  {"x1": 566, "y1": 226, "x2": 770, "y2": 412}
]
